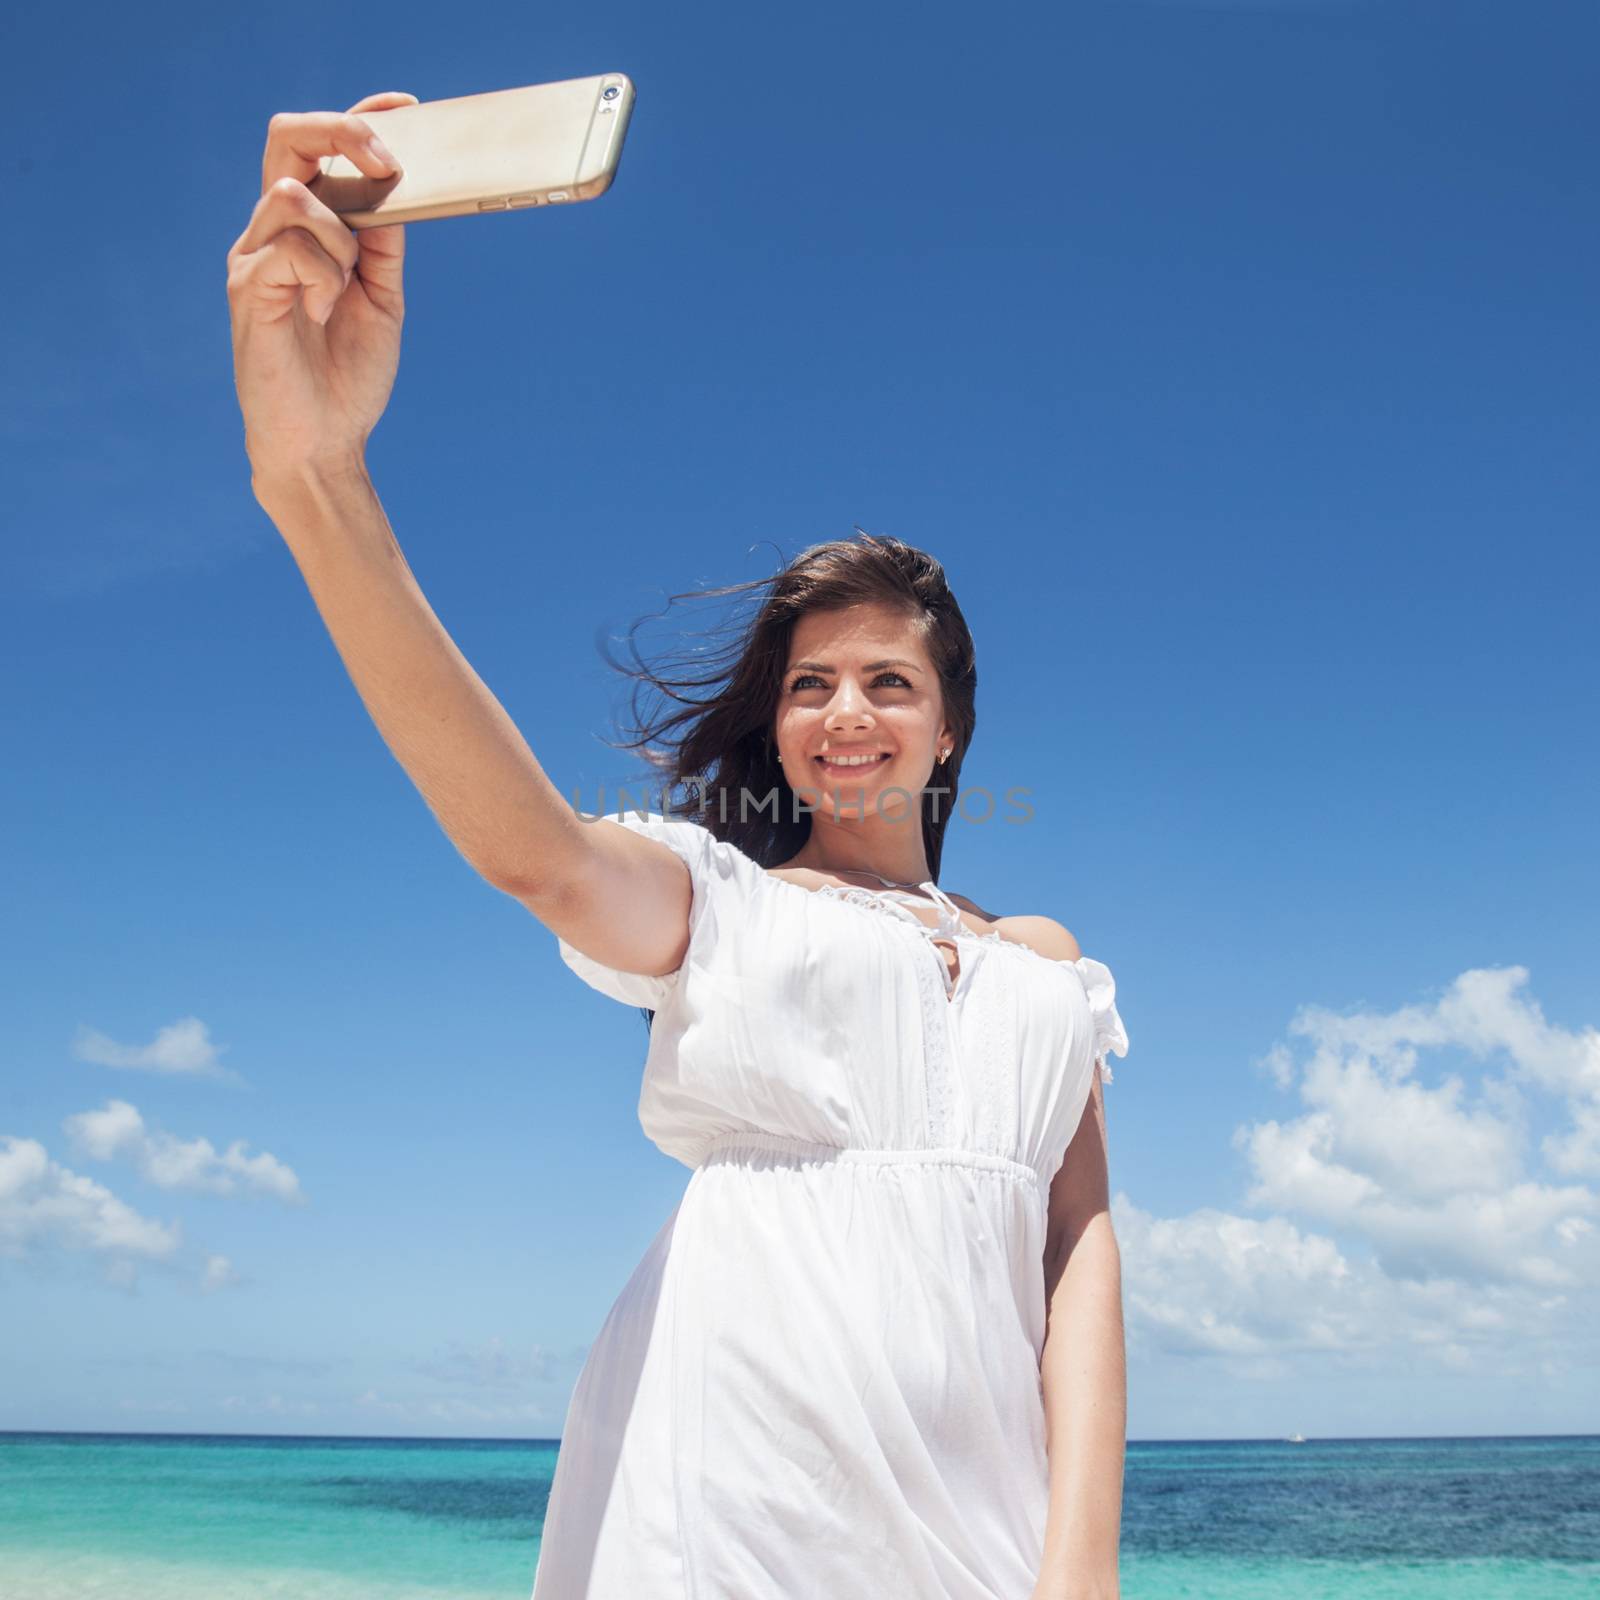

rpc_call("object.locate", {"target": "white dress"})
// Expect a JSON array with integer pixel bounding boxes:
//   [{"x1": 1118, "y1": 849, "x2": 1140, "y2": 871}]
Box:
[{"x1": 530, "y1": 809, "x2": 1130, "y2": 1600}]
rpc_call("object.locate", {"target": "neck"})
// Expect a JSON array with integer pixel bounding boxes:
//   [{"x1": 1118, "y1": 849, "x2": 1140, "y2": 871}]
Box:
[
  {"x1": 782, "y1": 845, "x2": 934, "y2": 888},
  {"x1": 779, "y1": 809, "x2": 935, "y2": 886}
]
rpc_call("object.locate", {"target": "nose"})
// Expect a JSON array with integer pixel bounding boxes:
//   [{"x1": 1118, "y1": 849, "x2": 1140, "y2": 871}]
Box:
[{"x1": 824, "y1": 678, "x2": 875, "y2": 735}]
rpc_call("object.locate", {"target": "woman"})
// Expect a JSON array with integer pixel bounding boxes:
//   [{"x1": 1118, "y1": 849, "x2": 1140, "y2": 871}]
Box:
[{"x1": 227, "y1": 92, "x2": 1130, "y2": 1600}]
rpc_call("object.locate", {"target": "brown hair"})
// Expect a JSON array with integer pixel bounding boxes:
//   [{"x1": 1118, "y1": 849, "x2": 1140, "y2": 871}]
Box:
[{"x1": 597, "y1": 529, "x2": 978, "y2": 881}]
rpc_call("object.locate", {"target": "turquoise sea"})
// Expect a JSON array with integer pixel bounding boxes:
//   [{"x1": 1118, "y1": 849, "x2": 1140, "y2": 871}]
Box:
[{"x1": 1, "y1": 1431, "x2": 1596, "y2": 1598}]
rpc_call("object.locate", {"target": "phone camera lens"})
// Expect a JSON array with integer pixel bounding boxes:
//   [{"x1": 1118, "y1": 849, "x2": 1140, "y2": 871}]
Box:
[{"x1": 601, "y1": 85, "x2": 620, "y2": 101}]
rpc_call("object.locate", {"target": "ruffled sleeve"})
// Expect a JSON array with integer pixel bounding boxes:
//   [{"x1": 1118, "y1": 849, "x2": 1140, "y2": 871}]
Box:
[
  {"x1": 555, "y1": 808, "x2": 734, "y2": 1010},
  {"x1": 1074, "y1": 955, "x2": 1130, "y2": 1084}
]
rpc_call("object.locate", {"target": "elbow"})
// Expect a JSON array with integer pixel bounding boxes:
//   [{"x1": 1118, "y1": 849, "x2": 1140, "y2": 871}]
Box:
[
  {"x1": 1044, "y1": 1210, "x2": 1120, "y2": 1300},
  {"x1": 486, "y1": 858, "x2": 584, "y2": 917}
]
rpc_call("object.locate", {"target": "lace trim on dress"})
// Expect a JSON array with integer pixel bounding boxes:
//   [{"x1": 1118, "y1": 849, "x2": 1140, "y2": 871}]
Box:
[
  {"x1": 808, "y1": 881, "x2": 1129, "y2": 1085},
  {"x1": 810, "y1": 885, "x2": 956, "y2": 986},
  {"x1": 813, "y1": 882, "x2": 937, "y2": 932}
]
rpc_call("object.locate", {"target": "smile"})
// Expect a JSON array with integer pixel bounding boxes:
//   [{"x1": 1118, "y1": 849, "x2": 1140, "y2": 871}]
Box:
[{"x1": 814, "y1": 752, "x2": 891, "y2": 773}]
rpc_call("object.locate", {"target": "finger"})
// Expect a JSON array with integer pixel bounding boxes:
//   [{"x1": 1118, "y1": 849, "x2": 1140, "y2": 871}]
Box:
[
  {"x1": 346, "y1": 91, "x2": 420, "y2": 114},
  {"x1": 261, "y1": 109, "x2": 402, "y2": 195},
  {"x1": 338, "y1": 97, "x2": 418, "y2": 306},
  {"x1": 230, "y1": 226, "x2": 348, "y2": 326},
  {"x1": 350, "y1": 218, "x2": 405, "y2": 309},
  {"x1": 233, "y1": 177, "x2": 359, "y2": 284}
]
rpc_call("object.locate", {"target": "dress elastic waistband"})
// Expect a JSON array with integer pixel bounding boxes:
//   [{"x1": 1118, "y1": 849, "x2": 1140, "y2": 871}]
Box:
[{"x1": 696, "y1": 1129, "x2": 1044, "y2": 1189}]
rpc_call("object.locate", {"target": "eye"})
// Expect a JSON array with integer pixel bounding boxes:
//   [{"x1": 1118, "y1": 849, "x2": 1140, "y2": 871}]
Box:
[{"x1": 787, "y1": 671, "x2": 912, "y2": 693}]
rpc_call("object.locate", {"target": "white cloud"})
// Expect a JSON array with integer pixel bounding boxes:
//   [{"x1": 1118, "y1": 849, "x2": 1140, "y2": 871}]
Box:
[
  {"x1": 1118, "y1": 965, "x2": 1600, "y2": 1381},
  {"x1": 64, "y1": 1100, "x2": 144, "y2": 1161},
  {"x1": 221, "y1": 1393, "x2": 321, "y2": 1419},
  {"x1": 0, "y1": 1135, "x2": 180, "y2": 1286},
  {"x1": 63, "y1": 1101, "x2": 303, "y2": 1204},
  {"x1": 355, "y1": 1388, "x2": 552, "y2": 1427},
  {"x1": 71, "y1": 1017, "x2": 233, "y2": 1080},
  {"x1": 1230, "y1": 966, "x2": 1599, "y2": 1289},
  {"x1": 415, "y1": 1336, "x2": 556, "y2": 1391},
  {"x1": 1281, "y1": 965, "x2": 1600, "y2": 1178},
  {"x1": 202, "y1": 1254, "x2": 239, "y2": 1293}
]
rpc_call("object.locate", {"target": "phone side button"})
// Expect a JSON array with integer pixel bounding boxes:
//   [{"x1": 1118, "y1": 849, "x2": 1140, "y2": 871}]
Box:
[
  {"x1": 507, "y1": 193, "x2": 541, "y2": 208},
  {"x1": 477, "y1": 199, "x2": 509, "y2": 211}
]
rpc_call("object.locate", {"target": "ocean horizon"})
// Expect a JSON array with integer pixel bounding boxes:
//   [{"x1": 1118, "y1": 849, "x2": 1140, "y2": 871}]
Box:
[{"x1": 2, "y1": 1429, "x2": 1596, "y2": 1597}]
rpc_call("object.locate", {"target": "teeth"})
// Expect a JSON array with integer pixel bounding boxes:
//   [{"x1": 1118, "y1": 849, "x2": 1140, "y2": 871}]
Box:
[{"x1": 817, "y1": 753, "x2": 888, "y2": 768}]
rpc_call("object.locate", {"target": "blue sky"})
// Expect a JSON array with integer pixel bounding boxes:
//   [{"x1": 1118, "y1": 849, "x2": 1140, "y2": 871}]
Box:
[{"x1": 2, "y1": 0, "x2": 1595, "y2": 1443}]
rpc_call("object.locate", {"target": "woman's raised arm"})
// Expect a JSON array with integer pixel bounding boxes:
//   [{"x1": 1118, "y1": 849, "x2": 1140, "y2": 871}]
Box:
[{"x1": 224, "y1": 96, "x2": 691, "y2": 978}]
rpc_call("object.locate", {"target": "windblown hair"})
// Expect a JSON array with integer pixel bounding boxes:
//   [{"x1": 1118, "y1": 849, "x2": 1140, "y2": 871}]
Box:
[{"x1": 595, "y1": 528, "x2": 978, "y2": 882}]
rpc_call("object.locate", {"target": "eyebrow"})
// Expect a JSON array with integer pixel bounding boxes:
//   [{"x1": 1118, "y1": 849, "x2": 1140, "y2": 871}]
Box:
[{"x1": 786, "y1": 657, "x2": 924, "y2": 674}]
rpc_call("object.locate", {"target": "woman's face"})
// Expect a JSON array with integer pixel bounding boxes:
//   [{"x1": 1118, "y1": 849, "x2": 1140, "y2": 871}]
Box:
[{"x1": 773, "y1": 602, "x2": 954, "y2": 826}]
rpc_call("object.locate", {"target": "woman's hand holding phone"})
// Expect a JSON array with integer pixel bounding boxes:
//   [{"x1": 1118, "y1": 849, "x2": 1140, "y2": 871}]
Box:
[{"x1": 226, "y1": 92, "x2": 417, "y2": 492}]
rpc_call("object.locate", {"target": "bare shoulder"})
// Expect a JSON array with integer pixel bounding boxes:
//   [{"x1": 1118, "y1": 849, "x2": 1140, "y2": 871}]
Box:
[{"x1": 945, "y1": 891, "x2": 1082, "y2": 962}]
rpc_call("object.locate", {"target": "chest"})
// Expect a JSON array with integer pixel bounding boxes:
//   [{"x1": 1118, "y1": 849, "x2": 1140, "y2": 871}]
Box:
[
  {"x1": 702, "y1": 875, "x2": 1088, "y2": 1100},
  {"x1": 641, "y1": 866, "x2": 1099, "y2": 1172}
]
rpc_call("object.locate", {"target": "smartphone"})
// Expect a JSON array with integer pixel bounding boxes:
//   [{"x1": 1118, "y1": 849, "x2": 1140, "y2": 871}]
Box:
[{"x1": 307, "y1": 72, "x2": 637, "y2": 228}]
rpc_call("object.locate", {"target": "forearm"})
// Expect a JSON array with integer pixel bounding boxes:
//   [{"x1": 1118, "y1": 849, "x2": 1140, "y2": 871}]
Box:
[
  {"x1": 252, "y1": 457, "x2": 581, "y2": 897},
  {"x1": 1034, "y1": 1219, "x2": 1126, "y2": 1598}
]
